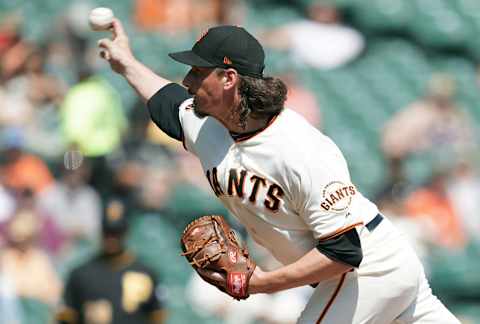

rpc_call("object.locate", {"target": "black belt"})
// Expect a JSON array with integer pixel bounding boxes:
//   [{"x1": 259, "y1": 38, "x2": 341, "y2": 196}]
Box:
[{"x1": 365, "y1": 213, "x2": 383, "y2": 232}]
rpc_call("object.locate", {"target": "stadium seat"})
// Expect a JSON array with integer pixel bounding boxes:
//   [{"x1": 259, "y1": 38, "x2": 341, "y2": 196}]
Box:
[
  {"x1": 19, "y1": 298, "x2": 52, "y2": 324},
  {"x1": 352, "y1": 0, "x2": 414, "y2": 32}
]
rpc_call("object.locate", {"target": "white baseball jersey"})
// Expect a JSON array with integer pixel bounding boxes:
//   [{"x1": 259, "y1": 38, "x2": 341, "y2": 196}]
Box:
[
  {"x1": 178, "y1": 98, "x2": 377, "y2": 265},
  {"x1": 174, "y1": 97, "x2": 459, "y2": 324}
]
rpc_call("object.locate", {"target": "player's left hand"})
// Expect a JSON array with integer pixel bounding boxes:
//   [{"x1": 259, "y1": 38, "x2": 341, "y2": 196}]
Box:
[
  {"x1": 180, "y1": 215, "x2": 256, "y2": 300},
  {"x1": 196, "y1": 265, "x2": 266, "y2": 295}
]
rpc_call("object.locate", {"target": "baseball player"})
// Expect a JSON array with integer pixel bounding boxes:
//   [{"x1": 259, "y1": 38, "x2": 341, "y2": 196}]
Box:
[
  {"x1": 98, "y1": 20, "x2": 460, "y2": 323},
  {"x1": 57, "y1": 199, "x2": 166, "y2": 324}
]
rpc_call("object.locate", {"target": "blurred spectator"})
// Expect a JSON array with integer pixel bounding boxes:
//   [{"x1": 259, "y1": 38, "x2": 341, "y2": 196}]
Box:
[
  {"x1": 376, "y1": 156, "x2": 410, "y2": 202},
  {"x1": 60, "y1": 67, "x2": 127, "y2": 196},
  {"x1": 382, "y1": 74, "x2": 476, "y2": 162},
  {"x1": 0, "y1": 181, "x2": 15, "y2": 225},
  {"x1": 446, "y1": 161, "x2": 480, "y2": 241},
  {"x1": 0, "y1": 128, "x2": 54, "y2": 196},
  {"x1": 44, "y1": 1, "x2": 93, "y2": 87},
  {"x1": 0, "y1": 13, "x2": 32, "y2": 82},
  {"x1": 133, "y1": 0, "x2": 237, "y2": 33},
  {"x1": 137, "y1": 163, "x2": 175, "y2": 213},
  {"x1": 23, "y1": 46, "x2": 65, "y2": 107},
  {"x1": 60, "y1": 68, "x2": 126, "y2": 157},
  {"x1": 110, "y1": 160, "x2": 145, "y2": 214},
  {"x1": 124, "y1": 98, "x2": 154, "y2": 150},
  {"x1": 123, "y1": 97, "x2": 182, "y2": 157},
  {"x1": 0, "y1": 35, "x2": 36, "y2": 127},
  {"x1": 37, "y1": 162, "x2": 102, "y2": 252},
  {"x1": 63, "y1": 1, "x2": 91, "y2": 57},
  {"x1": 1, "y1": 41, "x2": 66, "y2": 157},
  {"x1": 404, "y1": 171, "x2": 467, "y2": 250},
  {"x1": 262, "y1": 2, "x2": 365, "y2": 69},
  {"x1": 0, "y1": 208, "x2": 62, "y2": 306},
  {"x1": 0, "y1": 72, "x2": 34, "y2": 128},
  {"x1": 282, "y1": 72, "x2": 321, "y2": 128},
  {"x1": 375, "y1": 183, "x2": 429, "y2": 263},
  {"x1": 56, "y1": 199, "x2": 167, "y2": 324},
  {"x1": 0, "y1": 13, "x2": 22, "y2": 59},
  {"x1": 27, "y1": 46, "x2": 67, "y2": 158},
  {"x1": 0, "y1": 270, "x2": 23, "y2": 324}
]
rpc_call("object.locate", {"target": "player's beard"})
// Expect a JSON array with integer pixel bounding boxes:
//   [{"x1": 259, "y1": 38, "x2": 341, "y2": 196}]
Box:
[{"x1": 192, "y1": 95, "x2": 208, "y2": 118}]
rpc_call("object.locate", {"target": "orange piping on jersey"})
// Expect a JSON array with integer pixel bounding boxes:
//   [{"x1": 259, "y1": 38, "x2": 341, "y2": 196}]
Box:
[
  {"x1": 234, "y1": 114, "x2": 279, "y2": 142},
  {"x1": 315, "y1": 273, "x2": 347, "y2": 324},
  {"x1": 318, "y1": 222, "x2": 364, "y2": 242}
]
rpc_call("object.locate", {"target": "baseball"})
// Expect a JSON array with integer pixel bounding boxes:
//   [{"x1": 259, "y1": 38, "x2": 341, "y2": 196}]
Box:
[{"x1": 88, "y1": 7, "x2": 114, "y2": 31}]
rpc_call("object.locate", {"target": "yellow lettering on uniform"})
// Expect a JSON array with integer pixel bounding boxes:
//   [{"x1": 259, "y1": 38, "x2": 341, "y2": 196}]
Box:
[{"x1": 122, "y1": 272, "x2": 153, "y2": 313}]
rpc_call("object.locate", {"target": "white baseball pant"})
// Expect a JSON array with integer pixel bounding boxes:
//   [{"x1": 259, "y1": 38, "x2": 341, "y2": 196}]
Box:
[{"x1": 297, "y1": 216, "x2": 460, "y2": 324}]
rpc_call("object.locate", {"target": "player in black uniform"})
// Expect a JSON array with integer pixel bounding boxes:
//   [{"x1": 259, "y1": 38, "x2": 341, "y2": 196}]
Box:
[{"x1": 57, "y1": 199, "x2": 166, "y2": 324}]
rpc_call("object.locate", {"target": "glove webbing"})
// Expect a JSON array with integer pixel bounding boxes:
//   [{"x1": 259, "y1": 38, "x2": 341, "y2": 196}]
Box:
[{"x1": 181, "y1": 234, "x2": 226, "y2": 268}]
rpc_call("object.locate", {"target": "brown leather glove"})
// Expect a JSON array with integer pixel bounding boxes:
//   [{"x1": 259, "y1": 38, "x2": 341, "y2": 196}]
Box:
[{"x1": 180, "y1": 215, "x2": 256, "y2": 300}]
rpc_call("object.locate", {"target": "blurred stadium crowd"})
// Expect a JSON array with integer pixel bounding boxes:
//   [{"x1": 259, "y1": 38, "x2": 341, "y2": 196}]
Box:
[{"x1": 0, "y1": 0, "x2": 480, "y2": 323}]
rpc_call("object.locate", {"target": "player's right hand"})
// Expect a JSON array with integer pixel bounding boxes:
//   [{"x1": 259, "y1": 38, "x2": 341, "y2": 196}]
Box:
[{"x1": 98, "y1": 19, "x2": 135, "y2": 75}]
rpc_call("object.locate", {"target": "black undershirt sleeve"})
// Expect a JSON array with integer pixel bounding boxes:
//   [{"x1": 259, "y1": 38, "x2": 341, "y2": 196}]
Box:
[
  {"x1": 146, "y1": 83, "x2": 192, "y2": 141},
  {"x1": 316, "y1": 228, "x2": 363, "y2": 268}
]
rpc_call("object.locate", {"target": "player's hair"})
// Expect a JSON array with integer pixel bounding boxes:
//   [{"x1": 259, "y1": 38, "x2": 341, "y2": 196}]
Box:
[{"x1": 237, "y1": 75, "x2": 287, "y2": 129}]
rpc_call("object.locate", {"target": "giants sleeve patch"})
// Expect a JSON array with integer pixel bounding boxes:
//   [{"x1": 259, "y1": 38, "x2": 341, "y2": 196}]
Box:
[{"x1": 320, "y1": 181, "x2": 356, "y2": 212}]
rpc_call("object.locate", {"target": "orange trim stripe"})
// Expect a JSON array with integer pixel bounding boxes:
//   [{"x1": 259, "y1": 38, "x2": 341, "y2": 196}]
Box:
[
  {"x1": 234, "y1": 114, "x2": 279, "y2": 142},
  {"x1": 316, "y1": 273, "x2": 347, "y2": 324},
  {"x1": 319, "y1": 222, "x2": 364, "y2": 242}
]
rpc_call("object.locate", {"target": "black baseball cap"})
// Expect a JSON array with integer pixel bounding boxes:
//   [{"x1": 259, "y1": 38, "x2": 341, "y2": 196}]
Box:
[
  {"x1": 102, "y1": 199, "x2": 128, "y2": 235},
  {"x1": 169, "y1": 25, "x2": 265, "y2": 78}
]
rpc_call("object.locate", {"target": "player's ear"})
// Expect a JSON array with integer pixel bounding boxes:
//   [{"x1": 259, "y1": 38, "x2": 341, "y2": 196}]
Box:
[{"x1": 222, "y1": 68, "x2": 238, "y2": 90}]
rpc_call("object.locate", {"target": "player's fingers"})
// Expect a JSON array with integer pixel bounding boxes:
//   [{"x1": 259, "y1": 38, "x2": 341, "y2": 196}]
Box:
[
  {"x1": 111, "y1": 18, "x2": 127, "y2": 41},
  {"x1": 100, "y1": 50, "x2": 110, "y2": 60},
  {"x1": 98, "y1": 38, "x2": 113, "y2": 50},
  {"x1": 98, "y1": 39, "x2": 113, "y2": 61}
]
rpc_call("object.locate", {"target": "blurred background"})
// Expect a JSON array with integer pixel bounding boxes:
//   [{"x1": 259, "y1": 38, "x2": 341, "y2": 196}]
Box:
[{"x1": 0, "y1": 0, "x2": 480, "y2": 323}]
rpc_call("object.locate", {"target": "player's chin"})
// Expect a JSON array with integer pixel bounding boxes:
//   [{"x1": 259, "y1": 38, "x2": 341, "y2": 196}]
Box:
[{"x1": 192, "y1": 99, "x2": 208, "y2": 118}]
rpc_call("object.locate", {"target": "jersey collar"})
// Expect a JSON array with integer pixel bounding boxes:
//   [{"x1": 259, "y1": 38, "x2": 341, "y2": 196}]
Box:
[{"x1": 229, "y1": 113, "x2": 280, "y2": 143}]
